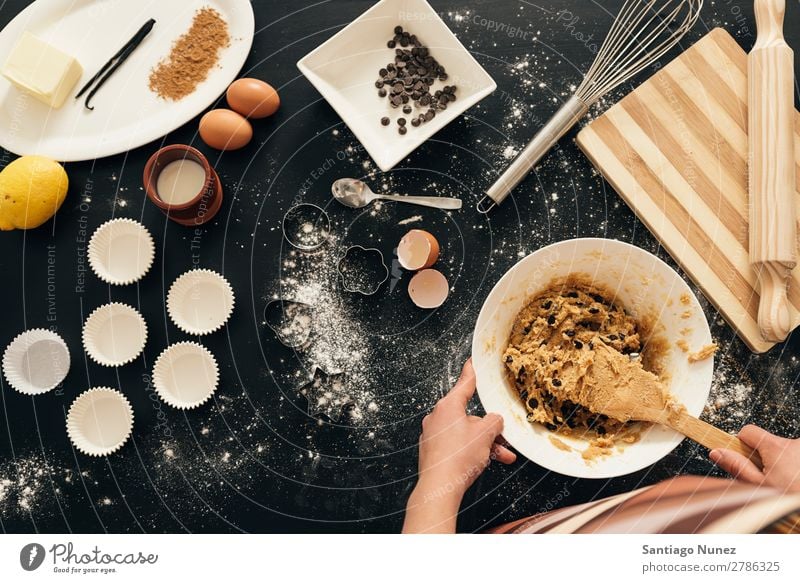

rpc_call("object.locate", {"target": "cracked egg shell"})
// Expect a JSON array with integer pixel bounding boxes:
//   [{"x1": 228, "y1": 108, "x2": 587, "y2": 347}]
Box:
[
  {"x1": 408, "y1": 269, "x2": 449, "y2": 309},
  {"x1": 397, "y1": 229, "x2": 439, "y2": 271}
]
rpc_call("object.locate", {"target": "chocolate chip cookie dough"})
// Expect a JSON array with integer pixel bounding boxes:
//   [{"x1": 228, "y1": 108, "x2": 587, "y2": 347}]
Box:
[{"x1": 503, "y1": 276, "x2": 667, "y2": 459}]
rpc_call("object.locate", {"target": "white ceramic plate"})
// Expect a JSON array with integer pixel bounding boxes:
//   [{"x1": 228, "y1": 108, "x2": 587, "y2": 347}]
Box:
[
  {"x1": 297, "y1": 0, "x2": 496, "y2": 172},
  {"x1": 0, "y1": 0, "x2": 254, "y2": 161},
  {"x1": 472, "y1": 238, "x2": 714, "y2": 479}
]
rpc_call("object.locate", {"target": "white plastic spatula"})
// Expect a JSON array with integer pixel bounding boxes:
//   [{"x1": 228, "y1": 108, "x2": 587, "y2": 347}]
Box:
[{"x1": 748, "y1": 0, "x2": 797, "y2": 342}]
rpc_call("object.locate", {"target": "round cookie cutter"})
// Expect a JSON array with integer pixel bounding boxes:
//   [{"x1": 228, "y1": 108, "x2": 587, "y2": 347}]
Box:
[
  {"x1": 282, "y1": 204, "x2": 331, "y2": 251},
  {"x1": 336, "y1": 245, "x2": 389, "y2": 296}
]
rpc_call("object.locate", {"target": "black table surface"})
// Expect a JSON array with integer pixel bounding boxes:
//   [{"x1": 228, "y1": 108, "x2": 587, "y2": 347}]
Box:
[{"x1": 1, "y1": 0, "x2": 798, "y2": 534}]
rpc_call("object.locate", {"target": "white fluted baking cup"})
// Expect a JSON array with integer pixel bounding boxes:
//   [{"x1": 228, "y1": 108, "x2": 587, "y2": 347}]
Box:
[
  {"x1": 67, "y1": 387, "x2": 133, "y2": 456},
  {"x1": 2, "y1": 329, "x2": 70, "y2": 395},
  {"x1": 88, "y1": 218, "x2": 155, "y2": 285},
  {"x1": 82, "y1": 303, "x2": 147, "y2": 367},
  {"x1": 167, "y1": 269, "x2": 235, "y2": 335},
  {"x1": 152, "y1": 342, "x2": 219, "y2": 409}
]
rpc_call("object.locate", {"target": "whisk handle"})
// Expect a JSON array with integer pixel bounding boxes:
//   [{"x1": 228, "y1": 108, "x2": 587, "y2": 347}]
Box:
[{"x1": 479, "y1": 95, "x2": 589, "y2": 213}]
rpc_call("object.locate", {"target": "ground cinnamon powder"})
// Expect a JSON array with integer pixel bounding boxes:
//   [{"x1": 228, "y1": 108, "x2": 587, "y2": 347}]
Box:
[{"x1": 148, "y1": 7, "x2": 230, "y2": 101}]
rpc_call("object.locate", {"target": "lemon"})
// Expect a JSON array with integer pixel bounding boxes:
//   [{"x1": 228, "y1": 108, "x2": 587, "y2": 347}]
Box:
[{"x1": 0, "y1": 156, "x2": 69, "y2": 230}]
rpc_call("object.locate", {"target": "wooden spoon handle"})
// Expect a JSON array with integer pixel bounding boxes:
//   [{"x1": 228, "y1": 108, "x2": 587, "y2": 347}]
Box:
[{"x1": 668, "y1": 413, "x2": 763, "y2": 469}]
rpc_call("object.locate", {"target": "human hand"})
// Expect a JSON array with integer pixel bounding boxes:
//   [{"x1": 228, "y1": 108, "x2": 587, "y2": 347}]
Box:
[
  {"x1": 403, "y1": 359, "x2": 516, "y2": 533},
  {"x1": 710, "y1": 425, "x2": 800, "y2": 493}
]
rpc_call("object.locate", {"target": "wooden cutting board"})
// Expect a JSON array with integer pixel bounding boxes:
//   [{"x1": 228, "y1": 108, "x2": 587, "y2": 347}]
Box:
[{"x1": 576, "y1": 27, "x2": 800, "y2": 354}]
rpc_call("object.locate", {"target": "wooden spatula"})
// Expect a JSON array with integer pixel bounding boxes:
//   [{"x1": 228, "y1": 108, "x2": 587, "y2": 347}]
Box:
[
  {"x1": 748, "y1": 0, "x2": 797, "y2": 342},
  {"x1": 584, "y1": 343, "x2": 764, "y2": 469}
]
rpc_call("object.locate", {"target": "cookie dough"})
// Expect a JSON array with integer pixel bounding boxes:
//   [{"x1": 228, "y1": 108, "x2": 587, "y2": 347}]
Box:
[
  {"x1": 503, "y1": 277, "x2": 666, "y2": 449},
  {"x1": 688, "y1": 343, "x2": 717, "y2": 363}
]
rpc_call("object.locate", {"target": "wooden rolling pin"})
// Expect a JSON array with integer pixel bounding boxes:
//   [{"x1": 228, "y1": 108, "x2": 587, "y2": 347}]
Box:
[{"x1": 748, "y1": 0, "x2": 797, "y2": 342}]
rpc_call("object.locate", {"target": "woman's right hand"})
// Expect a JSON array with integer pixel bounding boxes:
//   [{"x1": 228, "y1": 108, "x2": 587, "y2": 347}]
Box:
[{"x1": 710, "y1": 425, "x2": 800, "y2": 492}]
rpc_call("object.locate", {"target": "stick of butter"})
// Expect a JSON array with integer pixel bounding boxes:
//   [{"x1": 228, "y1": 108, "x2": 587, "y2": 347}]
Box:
[{"x1": 1, "y1": 32, "x2": 83, "y2": 109}]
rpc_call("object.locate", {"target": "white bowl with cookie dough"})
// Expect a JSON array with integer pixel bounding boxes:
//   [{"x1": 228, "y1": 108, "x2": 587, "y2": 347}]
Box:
[{"x1": 472, "y1": 238, "x2": 715, "y2": 479}]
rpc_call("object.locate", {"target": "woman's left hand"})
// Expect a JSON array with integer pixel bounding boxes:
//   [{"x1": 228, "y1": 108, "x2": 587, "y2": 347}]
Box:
[{"x1": 402, "y1": 359, "x2": 517, "y2": 533}]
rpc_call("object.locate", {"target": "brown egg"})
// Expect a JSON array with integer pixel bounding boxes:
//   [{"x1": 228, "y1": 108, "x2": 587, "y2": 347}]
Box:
[
  {"x1": 198, "y1": 109, "x2": 253, "y2": 151},
  {"x1": 226, "y1": 78, "x2": 280, "y2": 119}
]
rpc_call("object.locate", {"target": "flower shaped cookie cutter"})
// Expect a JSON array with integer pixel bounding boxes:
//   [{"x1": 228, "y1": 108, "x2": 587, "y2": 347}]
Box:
[{"x1": 336, "y1": 245, "x2": 389, "y2": 296}]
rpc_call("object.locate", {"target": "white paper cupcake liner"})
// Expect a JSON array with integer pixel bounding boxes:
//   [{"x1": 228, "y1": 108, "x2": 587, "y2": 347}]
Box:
[
  {"x1": 167, "y1": 269, "x2": 235, "y2": 335},
  {"x1": 66, "y1": 387, "x2": 133, "y2": 457},
  {"x1": 152, "y1": 342, "x2": 219, "y2": 409},
  {"x1": 2, "y1": 328, "x2": 70, "y2": 395},
  {"x1": 88, "y1": 218, "x2": 155, "y2": 285},
  {"x1": 82, "y1": 303, "x2": 148, "y2": 367}
]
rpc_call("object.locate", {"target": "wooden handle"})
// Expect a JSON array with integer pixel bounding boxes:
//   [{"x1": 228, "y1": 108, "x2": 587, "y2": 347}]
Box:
[
  {"x1": 753, "y1": 0, "x2": 786, "y2": 42},
  {"x1": 668, "y1": 412, "x2": 764, "y2": 469},
  {"x1": 749, "y1": 0, "x2": 797, "y2": 342},
  {"x1": 754, "y1": 262, "x2": 794, "y2": 340}
]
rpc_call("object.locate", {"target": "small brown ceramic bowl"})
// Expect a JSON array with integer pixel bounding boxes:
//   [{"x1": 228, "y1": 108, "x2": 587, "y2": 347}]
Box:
[{"x1": 143, "y1": 145, "x2": 223, "y2": 226}]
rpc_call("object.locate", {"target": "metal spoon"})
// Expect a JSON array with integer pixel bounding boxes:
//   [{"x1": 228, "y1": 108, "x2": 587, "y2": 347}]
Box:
[{"x1": 332, "y1": 178, "x2": 462, "y2": 211}]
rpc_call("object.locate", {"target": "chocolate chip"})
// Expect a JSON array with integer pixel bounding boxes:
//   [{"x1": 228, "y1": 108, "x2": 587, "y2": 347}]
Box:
[
  {"x1": 378, "y1": 88, "x2": 387, "y2": 98},
  {"x1": 403, "y1": 105, "x2": 412, "y2": 114},
  {"x1": 527, "y1": 397, "x2": 539, "y2": 409},
  {"x1": 574, "y1": 340, "x2": 583, "y2": 349},
  {"x1": 547, "y1": 314, "x2": 556, "y2": 326},
  {"x1": 544, "y1": 423, "x2": 558, "y2": 432},
  {"x1": 397, "y1": 117, "x2": 406, "y2": 126},
  {"x1": 567, "y1": 291, "x2": 579, "y2": 298},
  {"x1": 375, "y1": 80, "x2": 384, "y2": 88},
  {"x1": 411, "y1": 117, "x2": 420, "y2": 127},
  {"x1": 387, "y1": 40, "x2": 396, "y2": 48},
  {"x1": 523, "y1": 325, "x2": 531, "y2": 334},
  {"x1": 542, "y1": 300, "x2": 552, "y2": 309},
  {"x1": 380, "y1": 117, "x2": 390, "y2": 126},
  {"x1": 589, "y1": 307, "x2": 600, "y2": 314},
  {"x1": 552, "y1": 378, "x2": 562, "y2": 387},
  {"x1": 423, "y1": 110, "x2": 434, "y2": 121},
  {"x1": 520, "y1": 390, "x2": 528, "y2": 401},
  {"x1": 398, "y1": 126, "x2": 407, "y2": 135},
  {"x1": 596, "y1": 426, "x2": 607, "y2": 435},
  {"x1": 394, "y1": 25, "x2": 403, "y2": 34},
  {"x1": 505, "y1": 355, "x2": 513, "y2": 363},
  {"x1": 607, "y1": 334, "x2": 618, "y2": 341},
  {"x1": 564, "y1": 329, "x2": 575, "y2": 337}
]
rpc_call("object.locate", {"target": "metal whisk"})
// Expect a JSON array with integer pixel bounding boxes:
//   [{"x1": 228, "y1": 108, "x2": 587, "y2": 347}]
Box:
[{"x1": 477, "y1": 0, "x2": 703, "y2": 213}]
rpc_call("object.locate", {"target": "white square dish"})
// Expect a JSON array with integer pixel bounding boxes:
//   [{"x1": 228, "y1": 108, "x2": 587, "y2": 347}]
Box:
[{"x1": 297, "y1": 0, "x2": 496, "y2": 171}]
